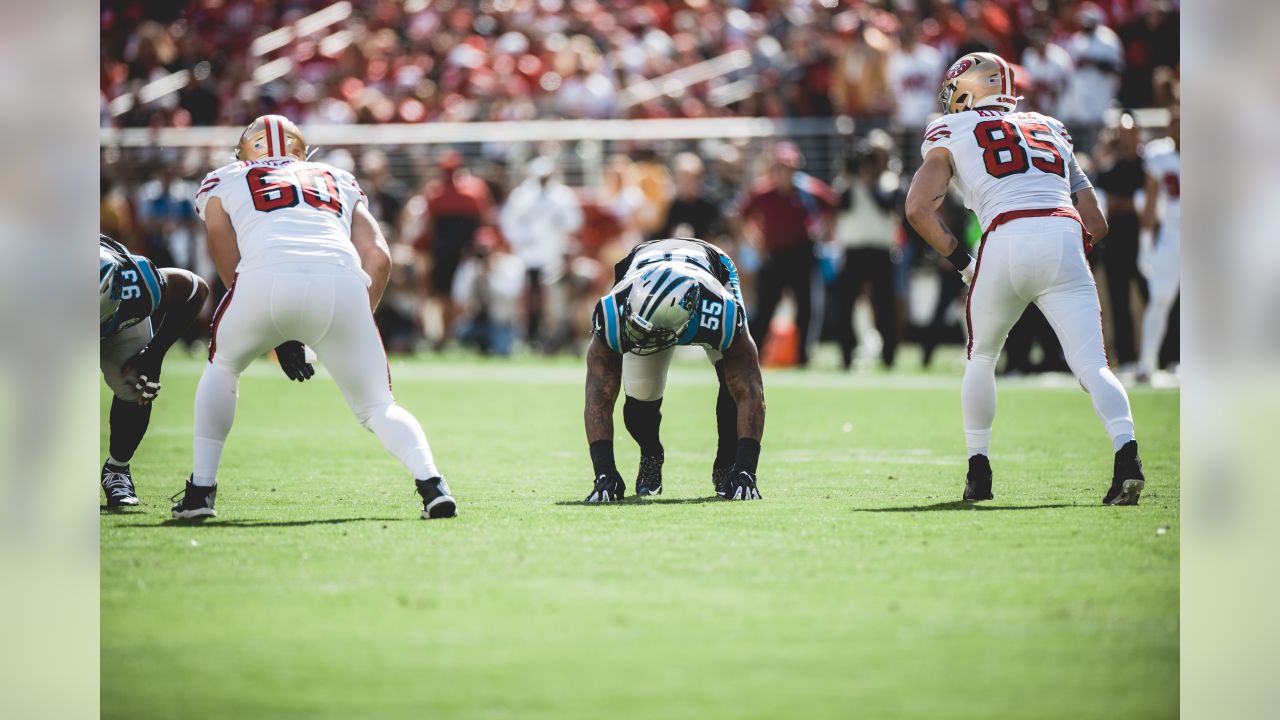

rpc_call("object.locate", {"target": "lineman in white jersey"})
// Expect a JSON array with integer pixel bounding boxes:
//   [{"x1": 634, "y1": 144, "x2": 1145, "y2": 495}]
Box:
[
  {"x1": 171, "y1": 114, "x2": 456, "y2": 520},
  {"x1": 1137, "y1": 109, "x2": 1181, "y2": 382},
  {"x1": 905, "y1": 52, "x2": 1146, "y2": 506}
]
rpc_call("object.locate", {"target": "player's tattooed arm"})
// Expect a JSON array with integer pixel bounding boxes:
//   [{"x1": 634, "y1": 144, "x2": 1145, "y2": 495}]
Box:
[
  {"x1": 584, "y1": 336, "x2": 623, "y2": 443},
  {"x1": 906, "y1": 148, "x2": 973, "y2": 278},
  {"x1": 351, "y1": 203, "x2": 392, "y2": 310},
  {"x1": 122, "y1": 269, "x2": 210, "y2": 404},
  {"x1": 722, "y1": 333, "x2": 765, "y2": 441}
]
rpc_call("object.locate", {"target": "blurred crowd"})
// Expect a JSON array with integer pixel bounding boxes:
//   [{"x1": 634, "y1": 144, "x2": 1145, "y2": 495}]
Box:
[{"x1": 100, "y1": 0, "x2": 1180, "y2": 372}]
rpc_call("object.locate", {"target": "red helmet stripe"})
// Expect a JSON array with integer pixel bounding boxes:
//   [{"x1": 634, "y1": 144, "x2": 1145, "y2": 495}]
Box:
[
  {"x1": 264, "y1": 116, "x2": 276, "y2": 156},
  {"x1": 991, "y1": 55, "x2": 1009, "y2": 94},
  {"x1": 274, "y1": 117, "x2": 287, "y2": 156}
]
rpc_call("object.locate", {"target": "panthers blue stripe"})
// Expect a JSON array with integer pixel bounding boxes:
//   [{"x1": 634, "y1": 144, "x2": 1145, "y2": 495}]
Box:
[
  {"x1": 603, "y1": 295, "x2": 622, "y2": 352},
  {"x1": 138, "y1": 260, "x2": 163, "y2": 313},
  {"x1": 721, "y1": 299, "x2": 736, "y2": 351}
]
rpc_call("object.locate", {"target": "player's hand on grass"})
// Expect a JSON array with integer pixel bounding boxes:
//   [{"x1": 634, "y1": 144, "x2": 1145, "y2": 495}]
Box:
[
  {"x1": 275, "y1": 341, "x2": 315, "y2": 382},
  {"x1": 717, "y1": 469, "x2": 762, "y2": 501},
  {"x1": 585, "y1": 471, "x2": 626, "y2": 503},
  {"x1": 121, "y1": 348, "x2": 162, "y2": 404}
]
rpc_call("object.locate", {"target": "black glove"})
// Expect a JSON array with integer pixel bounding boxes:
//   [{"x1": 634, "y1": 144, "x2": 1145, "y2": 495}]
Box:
[
  {"x1": 717, "y1": 468, "x2": 762, "y2": 501},
  {"x1": 275, "y1": 341, "x2": 315, "y2": 382},
  {"x1": 121, "y1": 347, "x2": 163, "y2": 404},
  {"x1": 585, "y1": 470, "x2": 626, "y2": 503}
]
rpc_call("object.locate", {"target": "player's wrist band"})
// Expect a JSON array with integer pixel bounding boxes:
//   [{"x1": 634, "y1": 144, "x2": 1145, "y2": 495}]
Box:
[
  {"x1": 589, "y1": 440, "x2": 617, "y2": 475},
  {"x1": 946, "y1": 246, "x2": 974, "y2": 273},
  {"x1": 734, "y1": 438, "x2": 761, "y2": 474}
]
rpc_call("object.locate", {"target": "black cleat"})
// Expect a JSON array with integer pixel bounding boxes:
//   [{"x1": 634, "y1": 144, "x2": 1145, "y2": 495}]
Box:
[
  {"x1": 712, "y1": 466, "x2": 731, "y2": 496},
  {"x1": 170, "y1": 477, "x2": 217, "y2": 520},
  {"x1": 1103, "y1": 440, "x2": 1145, "y2": 506},
  {"x1": 635, "y1": 453, "x2": 664, "y2": 497},
  {"x1": 102, "y1": 461, "x2": 139, "y2": 508},
  {"x1": 963, "y1": 454, "x2": 994, "y2": 501},
  {"x1": 416, "y1": 477, "x2": 457, "y2": 519}
]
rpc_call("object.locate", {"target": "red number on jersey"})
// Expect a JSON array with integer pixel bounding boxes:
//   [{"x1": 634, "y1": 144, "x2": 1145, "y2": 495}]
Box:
[
  {"x1": 973, "y1": 119, "x2": 1067, "y2": 179},
  {"x1": 247, "y1": 167, "x2": 299, "y2": 212},
  {"x1": 973, "y1": 120, "x2": 1028, "y2": 178},
  {"x1": 1020, "y1": 122, "x2": 1066, "y2": 176},
  {"x1": 1163, "y1": 172, "x2": 1180, "y2": 199},
  {"x1": 297, "y1": 168, "x2": 343, "y2": 215},
  {"x1": 246, "y1": 167, "x2": 344, "y2": 215}
]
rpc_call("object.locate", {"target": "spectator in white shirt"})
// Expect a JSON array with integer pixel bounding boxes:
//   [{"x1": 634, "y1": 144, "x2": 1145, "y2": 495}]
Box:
[
  {"x1": 886, "y1": 25, "x2": 945, "y2": 133},
  {"x1": 499, "y1": 156, "x2": 583, "y2": 348},
  {"x1": 1020, "y1": 24, "x2": 1074, "y2": 117},
  {"x1": 452, "y1": 229, "x2": 526, "y2": 357},
  {"x1": 1061, "y1": 3, "x2": 1124, "y2": 148}
]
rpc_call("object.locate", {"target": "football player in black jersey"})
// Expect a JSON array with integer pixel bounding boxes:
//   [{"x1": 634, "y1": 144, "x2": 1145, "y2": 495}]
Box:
[
  {"x1": 583, "y1": 238, "x2": 765, "y2": 501},
  {"x1": 100, "y1": 234, "x2": 210, "y2": 507}
]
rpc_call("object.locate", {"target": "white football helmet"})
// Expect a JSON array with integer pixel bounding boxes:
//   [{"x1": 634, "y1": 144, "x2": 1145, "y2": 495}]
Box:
[{"x1": 621, "y1": 262, "x2": 702, "y2": 355}]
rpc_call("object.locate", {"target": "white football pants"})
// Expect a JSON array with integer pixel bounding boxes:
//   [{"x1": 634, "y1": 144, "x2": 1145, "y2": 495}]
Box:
[
  {"x1": 192, "y1": 264, "x2": 440, "y2": 486},
  {"x1": 963, "y1": 217, "x2": 1135, "y2": 457},
  {"x1": 1138, "y1": 225, "x2": 1180, "y2": 376},
  {"x1": 622, "y1": 346, "x2": 723, "y2": 401}
]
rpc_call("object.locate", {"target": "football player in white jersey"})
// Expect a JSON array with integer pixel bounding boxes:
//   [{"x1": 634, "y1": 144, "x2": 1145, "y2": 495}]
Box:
[
  {"x1": 583, "y1": 238, "x2": 765, "y2": 502},
  {"x1": 1137, "y1": 108, "x2": 1180, "y2": 383},
  {"x1": 171, "y1": 115, "x2": 456, "y2": 520},
  {"x1": 905, "y1": 53, "x2": 1146, "y2": 506}
]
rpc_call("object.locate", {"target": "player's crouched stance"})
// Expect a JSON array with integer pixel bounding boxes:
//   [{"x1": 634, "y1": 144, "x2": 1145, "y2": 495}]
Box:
[
  {"x1": 170, "y1": 114, "x2": 455, "y2": 521},
  {"x1": 100, "y1": 234, "x2": 210, "y2": 507},
  {"x1": 905, "y1": 53, "x2": 1145, "y2": 505},
  {"x1": 582, "y1": 238, "x2": 765, "y2": 502}
]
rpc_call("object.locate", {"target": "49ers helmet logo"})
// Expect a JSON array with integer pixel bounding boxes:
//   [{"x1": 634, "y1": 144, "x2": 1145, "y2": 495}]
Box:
[{"x1": 946, "y1": 58, "x2": 975, "y2": 80}]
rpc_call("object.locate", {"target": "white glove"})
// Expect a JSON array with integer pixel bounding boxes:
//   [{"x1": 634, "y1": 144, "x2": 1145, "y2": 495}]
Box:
[
  {"x1": 960, "y1": 263, "x2": 976, "y2": 286},
  {"x1": 1138, "y1": 229, "x2": 1155, "y2": 279}
]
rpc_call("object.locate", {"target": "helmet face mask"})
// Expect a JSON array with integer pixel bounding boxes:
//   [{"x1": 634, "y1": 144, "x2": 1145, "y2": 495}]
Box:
[{"x1": 621, "y1": 270, "x2": 701, "y2": 356}]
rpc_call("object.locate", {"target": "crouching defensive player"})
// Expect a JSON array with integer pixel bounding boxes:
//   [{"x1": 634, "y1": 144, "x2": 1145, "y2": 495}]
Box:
[
  {"x1": 583, "y1": 237, "x2": 765, "y2": 501},
  {"x1": 100, "y1": 234, "x2": 209, "y2": 506}
]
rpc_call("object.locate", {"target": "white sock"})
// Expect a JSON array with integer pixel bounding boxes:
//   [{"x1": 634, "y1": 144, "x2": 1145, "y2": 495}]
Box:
[
  {"x1": 1077, "y1": 366, "x2": 1137, "y2": 453},
  {"x1": 362, "y1": 403, "x2": 441, "y2": 480},
  {"x1": 192, "y1": 362, "x2": 240, "y2": 487},
  {"x1": 962, "y1": 353, "x2": 998, "y2": 458}
]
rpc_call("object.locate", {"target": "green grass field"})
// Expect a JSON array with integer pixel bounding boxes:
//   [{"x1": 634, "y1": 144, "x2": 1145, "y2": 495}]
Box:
[{"x1": 101, "y1": 350, "x2": 1178, "y2": 719}]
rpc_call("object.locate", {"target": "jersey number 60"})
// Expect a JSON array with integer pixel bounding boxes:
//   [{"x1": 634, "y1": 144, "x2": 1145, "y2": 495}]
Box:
[{"x1": 247, "y1": 167, "x2": 344, "y2": 216}]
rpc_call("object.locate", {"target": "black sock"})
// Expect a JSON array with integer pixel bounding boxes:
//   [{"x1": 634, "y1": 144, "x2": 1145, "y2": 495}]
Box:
[
  {"x1": 623, "y1": 396, "x2": 664, "y2": 457},
  {"x1": 713, "y1": 361, "x2": 737, "y2": 469},
  {"x1": 108, "y1": 397, "x2": 152, "y2": 465}
]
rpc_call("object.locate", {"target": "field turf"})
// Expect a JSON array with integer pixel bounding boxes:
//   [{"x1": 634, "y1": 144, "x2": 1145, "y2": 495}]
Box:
[{"x1": 101, "y1": 350, "x2": 1179, "y2": 719}]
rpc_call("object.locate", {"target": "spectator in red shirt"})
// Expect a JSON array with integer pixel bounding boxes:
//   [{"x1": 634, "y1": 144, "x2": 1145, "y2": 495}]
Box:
[
  {"x1": 419, "y1": 150, "x2": 494, "y2": 347},
  {"x1": 738, "y1": 143, "x2": 836, "y2": 367}
]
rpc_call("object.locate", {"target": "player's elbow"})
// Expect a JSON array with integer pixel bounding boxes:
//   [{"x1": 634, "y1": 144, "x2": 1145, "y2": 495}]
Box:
[{"x1": 904, "y1": 196, "x2": 933, "y2": 233}]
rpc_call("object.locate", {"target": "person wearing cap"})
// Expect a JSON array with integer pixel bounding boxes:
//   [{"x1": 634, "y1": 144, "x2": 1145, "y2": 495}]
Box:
[
  {"x1": 1061, "y1": 3, "x2": 1124, "y2": 149},
  {"x1": 420, "y1": 150, "x2": 494, "y2": 348},
  {"x1": 499, "y1": 156, "x2": 584, "y2": 351},
  {"x1": 737, "y1": 142, "x2": 837, "y2": 367}
]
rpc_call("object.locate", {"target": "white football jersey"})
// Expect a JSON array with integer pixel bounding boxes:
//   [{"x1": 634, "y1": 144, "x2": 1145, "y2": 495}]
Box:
[
  {"x1": 921, "y1": 109, "x2": 1091, "y2": 232},
  {"x1": 195, "y1": 158, "x2": 369, "y2": 281},
  {"x1": 1143, "y1": 137, "x2": 1180, "y2": 230}
]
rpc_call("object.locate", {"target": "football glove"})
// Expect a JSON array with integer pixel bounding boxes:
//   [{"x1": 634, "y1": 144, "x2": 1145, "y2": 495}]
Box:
[
  {"x1": 717, "y1": 468, "x2": 762, "y2": 501},
  {"x1": 585, "y1": 471, "x2": 626, "y2": 503},
  {"x1": 121, "y1": 349, "x2": 162, "y2": 404},
  {"x1": 275, "y1": 341, "x2": 315, "y2": 382}
]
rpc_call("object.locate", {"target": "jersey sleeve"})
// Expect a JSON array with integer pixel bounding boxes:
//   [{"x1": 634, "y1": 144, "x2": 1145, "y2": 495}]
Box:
[
  {"x1": 591, "y1": 295, "x2": 625, "y2": 353},
  {"x1": 712, "y1": 247, "x2": 747, "y2": 310},
  {"x1": 921, "y1": 118, "x2": 956, "y2": 158},
  {"x1": 335, "y1": 168, "x2": 367, "y2": 209},
  {"x1": 194, "y1": 165, "x2": 231, "y2": 220},
  {"x1": 1066, "y1": 153, "x2": 1092, "y2": 194}
]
